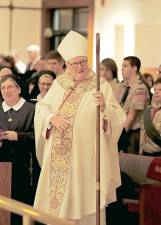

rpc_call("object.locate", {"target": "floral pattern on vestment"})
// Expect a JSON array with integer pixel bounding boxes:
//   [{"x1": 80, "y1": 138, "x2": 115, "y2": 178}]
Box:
[{"x1": 49, "y1": 71, "x2": 105, "y2": 215}]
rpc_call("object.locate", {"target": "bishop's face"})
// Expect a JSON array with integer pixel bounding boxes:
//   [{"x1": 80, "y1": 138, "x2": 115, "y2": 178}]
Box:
[{"x1": 66, "y1": 56, "x2": 89, "y2": 79}]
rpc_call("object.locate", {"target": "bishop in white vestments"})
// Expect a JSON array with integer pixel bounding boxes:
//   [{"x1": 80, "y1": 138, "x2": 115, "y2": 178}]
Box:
[{"x1": 34, "y1": 31, "x2": 126, "y2": 225}]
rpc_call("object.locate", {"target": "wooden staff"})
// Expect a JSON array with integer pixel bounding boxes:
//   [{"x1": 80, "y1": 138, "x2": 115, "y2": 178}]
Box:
[{"x1": 96, "y1": 33, "x2": 100, "y2": 225}]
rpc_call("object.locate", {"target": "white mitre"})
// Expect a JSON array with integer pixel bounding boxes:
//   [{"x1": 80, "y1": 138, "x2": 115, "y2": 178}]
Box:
[{"x1": 57, "y1": 30, "x2": 87, "y2": 61}]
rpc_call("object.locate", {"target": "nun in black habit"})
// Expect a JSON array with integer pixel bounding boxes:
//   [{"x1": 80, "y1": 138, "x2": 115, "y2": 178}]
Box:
[{"x1": 0, "y1": 75, "x2": 40, "y2": 224}]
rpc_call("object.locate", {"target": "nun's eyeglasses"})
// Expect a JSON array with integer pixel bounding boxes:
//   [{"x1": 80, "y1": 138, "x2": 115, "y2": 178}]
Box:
[
  {"x1": 39, "y1": 82, "x2": 52, "y2": 87},
  {"x1": 69, "y1": 60, "x2": 87, "y2": 68}
]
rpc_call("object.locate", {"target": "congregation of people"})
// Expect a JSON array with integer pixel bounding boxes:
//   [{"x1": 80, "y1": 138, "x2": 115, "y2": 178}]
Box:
[
  {"x1": 0, "y1": 33, "x2": 161, "y2": 225},
  {"x1": 100, "y1": 57, "x2": 161, "y2": 157}
]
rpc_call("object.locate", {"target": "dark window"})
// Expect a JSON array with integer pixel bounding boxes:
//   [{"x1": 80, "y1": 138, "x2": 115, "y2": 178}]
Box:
[{"x1": 50, "y1": 8, "x2": 88, "y2": 50}]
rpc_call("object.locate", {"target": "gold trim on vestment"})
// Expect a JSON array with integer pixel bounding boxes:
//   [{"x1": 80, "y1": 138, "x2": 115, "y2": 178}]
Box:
[{"x1": 49, "y1": 71, "x2": 104, "y2": 215}]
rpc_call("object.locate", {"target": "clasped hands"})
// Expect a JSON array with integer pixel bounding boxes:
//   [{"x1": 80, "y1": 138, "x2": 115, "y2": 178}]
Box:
[
  {"x1": 49, "y1": 91, "x2": 106, "y2": 132},
  {"x1": 49, "y1": 116, "x2": 69, "y2": 132},
  {"x1": 0, "y1": 131, "x2": 18, "y2": 141}
]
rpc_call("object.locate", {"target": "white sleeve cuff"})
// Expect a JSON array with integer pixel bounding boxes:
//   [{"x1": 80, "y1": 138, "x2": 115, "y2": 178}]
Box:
[{"x1": 42, "y1": 113, "x2": 54, "y2": 138}]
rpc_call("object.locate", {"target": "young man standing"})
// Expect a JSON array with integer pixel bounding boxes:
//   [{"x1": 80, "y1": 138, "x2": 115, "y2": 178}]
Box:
[
  {"x1": 117, "y1": 56, "x2": 150, "y2": 154},
  {"x1": 46, "y1": 50, "x2": 65, "y2": 76},
  {"x1": 140, "y1": 78, "x2": 161, "y2": 156}
]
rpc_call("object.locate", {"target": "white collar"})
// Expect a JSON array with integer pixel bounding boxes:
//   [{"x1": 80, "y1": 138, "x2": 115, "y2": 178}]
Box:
[{"x1": 2, "y1": 97, "x2": 26, "y2": 112}]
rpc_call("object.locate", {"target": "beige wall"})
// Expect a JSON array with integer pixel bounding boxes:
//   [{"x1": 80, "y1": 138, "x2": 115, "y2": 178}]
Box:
[
  {"x1": 94, "y1": 0, "x2": 161, "y2": 79},
  {"x1": 0, "y1": 8, "x2": 10, "y2": 54},
  {"x1": 0, "y1": 0, "x2": 41, "y2": 63},
  {"x1": 0, "y1": 0, "x2": 161, "y2": 73}
]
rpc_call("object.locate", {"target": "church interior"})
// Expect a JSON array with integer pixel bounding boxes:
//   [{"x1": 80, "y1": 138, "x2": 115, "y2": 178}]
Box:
[{"x1": 0, "y1": 0, "x2": 161, "y2": 225}]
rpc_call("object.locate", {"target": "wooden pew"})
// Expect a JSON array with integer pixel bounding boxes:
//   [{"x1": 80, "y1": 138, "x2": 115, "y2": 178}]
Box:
[
  {"x1": 0, "y1": 162, "x2": 12, "y2": 225},
  {"x1": 119, "y1": 153, "x2": 161, "y2": 184},
  {"x1": 119, "y1": 153, "x2": 161, "y2": 216}
]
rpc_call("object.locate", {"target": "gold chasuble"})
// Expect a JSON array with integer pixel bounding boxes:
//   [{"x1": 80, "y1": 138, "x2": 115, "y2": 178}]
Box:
[
  {"x1": 34, "y1": 71, "x2": 126, "y2": 220},
  {"x1": 50, "y1": 71, "x2": 97, "y2": 215}
]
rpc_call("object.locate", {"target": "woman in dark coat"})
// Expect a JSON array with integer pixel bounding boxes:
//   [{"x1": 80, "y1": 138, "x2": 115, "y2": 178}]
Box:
[{"x1": 0, "y1": 75, "x2": 40, "y2": 224}]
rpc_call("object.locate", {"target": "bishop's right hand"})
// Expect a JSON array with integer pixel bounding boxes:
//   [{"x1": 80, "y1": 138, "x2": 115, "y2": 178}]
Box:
[{"x1": 49, "y1": 115, "x2": 69, "y2": 132}]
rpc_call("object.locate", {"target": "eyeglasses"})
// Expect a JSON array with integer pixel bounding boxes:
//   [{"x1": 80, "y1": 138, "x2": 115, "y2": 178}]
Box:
[
  {"x1": 39, "y1": 82, "x2": 52, "y2": 87},
  {"x1": 1, "y1": 85, "x2": 18, "y2": 91},
  {"x1": 69, "y1": 60, "x2": 87, "y2": 68}
]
